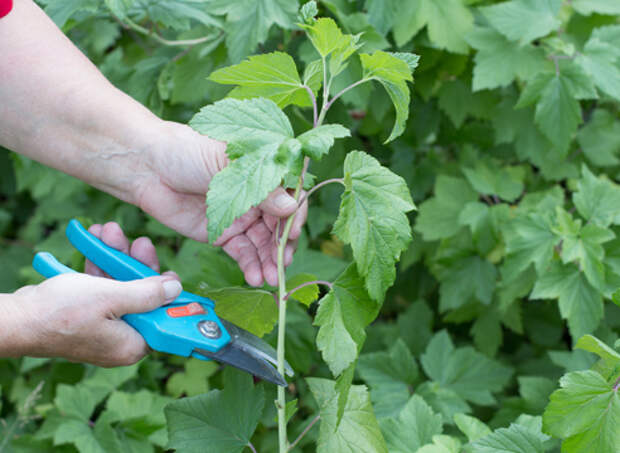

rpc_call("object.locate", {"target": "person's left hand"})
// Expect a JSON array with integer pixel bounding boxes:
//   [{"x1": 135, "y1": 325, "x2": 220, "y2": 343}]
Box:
[{"x1": 132, "y1": 121, "x2": 308, "y2": 287}]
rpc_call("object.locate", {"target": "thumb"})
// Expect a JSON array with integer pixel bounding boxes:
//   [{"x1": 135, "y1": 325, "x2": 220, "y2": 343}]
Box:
[
  {"x1": 104, "y1": 276, "x2": 183, "y2": 317},
  {"x1": 259, "y1": 187, "x2": 298, "y2": 218}
]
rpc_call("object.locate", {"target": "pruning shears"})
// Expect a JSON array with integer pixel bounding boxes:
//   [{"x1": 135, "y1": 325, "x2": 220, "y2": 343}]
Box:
[{"x1": 32, "y1": 219, "x2": 293, "y2": 386}]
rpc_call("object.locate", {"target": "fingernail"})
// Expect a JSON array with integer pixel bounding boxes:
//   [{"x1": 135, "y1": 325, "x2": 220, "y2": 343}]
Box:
[
  {"x1": 163, "y1": 279, "x2": 182, "y2": 301},
  {"x1": 275, "y1": 193, "x2": 296, "y2": 211}
]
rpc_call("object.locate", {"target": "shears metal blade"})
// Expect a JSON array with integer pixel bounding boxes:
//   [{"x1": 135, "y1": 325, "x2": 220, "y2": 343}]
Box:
[{"x1": 32, "y1": 219, "x2": 292, "y2": 387}]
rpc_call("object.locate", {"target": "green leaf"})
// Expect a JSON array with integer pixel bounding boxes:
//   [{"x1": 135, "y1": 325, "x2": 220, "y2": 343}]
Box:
[
  {"x1": 55, "y1": 384, "x2": 97, "y2": 421},
  {"x1": 578, "y1": 109, "x2": 620, "y2": 167},
  {"x1": 554, "y1": 207, "x2": 614, "y2": 291},
  {"x1": 392, "y1": 0, "x2": 426, "y2": 48},
  {"x1": 530, "y1": 261, "x2": 603, "y2": 340},
  {"x1": 209, "y1": 52, "x2": 310, "y2": 108},
  {"x1": 142, "y1": 0, "x2": 223, "y2": 31},
  {"x1": 303, "y1": 59, "x2": 324, "y2": 94},
  {"x1": 360, "y1": 51, "x2": 414, "y2": 142},
  {"x1": 299, "y1": 0, "x2": 318, "y2": 22},
  {"x1": 379, "y1": 395, "x2": 443, "y2": 453},
  {"x1": 503, "y1": 213, "x2": 560, "y2": 276},
  {"x1": 543, "y1": 370, "x2": 620, "y2": 452},
  {"x1": 53, "y1": 419, "x2": 107, "y2": 453},
  {"x1": 466, "y1": 26, "x2": 547, "y2": 91},
  {"x1": 415, "y1": 176, "x2": 478, "y2": 241},
  {"x1": 333, "y1": 151, "x2": 415, "y2": 301},
  {"x1": 469, "y1": 418, "x2": 549, "y2": 453},
  {"x1": 480, "y1": 0, "x2": 562, "y2": 45},
  {"x1": 454, "y1": 413, "x2": 492, "y2": 442},
  {"x1": 200, "y1": 287, "x2": 278, "y2": 337},
  {"x1": 300, "y1": 17, "x2": 347, "y2": 58},
  {"x1": 358, "y1": 339, "x2": 419, "y2": 418},
  {"x1": 521, "y1": 71, "x2": 584, "y2": 152},
  {"x1": 104, "y1": 389, "x2": 171, "y2": 426},
  {"x1": 166, "y1": 359, "x2": 219, "y2": 397},
  {"x1": 572, "y1": 0, "x2": 620, "y2": 15},
  {"x1": 297, "y1": 124, "x2": 351, "y2": 160},
  {"x1": 416, "y1": 382, "x2": 472, "y2": 424},
  {"x1": 390, "y1": 52, "x2": 421, "y2": 72},
  {"x1": 420, "y1": 0, "x2": 474, "y2": 54},
  {"x1": 471, "y1": 309, "x2": 503, "y2": 357},
  {"x1": 577, "y1": 28, "x2": 620, "y2": 102},
  {"x1": 286, "y1": 273, "x2": 320, "y2": 306},
  {"x1": 209, "y1": 0, "x2": 298, "y2": 63},
  {"x1": 575, "y1": 335, "x2": 620, "y2": 380},
  {"x1": 165, "y1": 368, "x2": 265, "y2": 453},
  {"x1": 190, "y1": 97, "x2": 294, "y2": 148},
  {"x1": 45, "y1": 0, "x2": 99, "y2": 28},
  {"x1": 518, "y1": 376, "x2": 559, "y2": 414},
  {"x1": 462, "y1": 160, "x2": 524, "y2": 202},
  {"x1": 365, "y1": 0, "x2": 399, "y2": 35},
  {"x1": 421, "y1": 330, "x2": 513, "y2": 406},
  {"x1": 190, "y1": 98, "x2": 301, "y2": 242},
  {"x1": 437, "y1": 256, "x2": 497, "y2": 312},
  {"x1": 573, "y1": 165, "x2": 620, "y2": 227},
  {"x1": 307, "y1": 378, "x2": 388, "y2": 453},
  {"x1": 314, "y1": 264, "x2": 380, "y2": 376},
  {"x1": 417, "y1": 435, "x2": 462, "y2": 453}
]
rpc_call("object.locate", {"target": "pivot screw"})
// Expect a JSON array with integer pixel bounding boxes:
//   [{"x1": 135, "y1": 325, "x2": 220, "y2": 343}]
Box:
[{"x1": 198, "y1": 320, "x2": 221, "y2": 339}]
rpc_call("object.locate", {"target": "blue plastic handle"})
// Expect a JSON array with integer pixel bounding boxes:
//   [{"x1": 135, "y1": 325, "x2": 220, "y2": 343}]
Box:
[
  {"x1": 65, "y1": 219, "x2": 214, "y2": 309},
  {"x1": 33, "y1": 252, "x2": 77, "y2": 278},
  {"x1": 66, "y1": 219, "x2": 159, "y2": 280},
  {"x1": 32, "y1": 220, "x2": 231, "y2": 358}
]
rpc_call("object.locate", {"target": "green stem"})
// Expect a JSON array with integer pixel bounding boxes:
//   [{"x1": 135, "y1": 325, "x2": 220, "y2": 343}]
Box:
[
  {"x1": 288, "y1": 415, "x2": 320, "y2": 451},
  {"x1": 277, "y1": 158, "x2": 308, "y2": 453},
  {"x1": 119, "y1": 15, "x2": 223, "y2": 46}
]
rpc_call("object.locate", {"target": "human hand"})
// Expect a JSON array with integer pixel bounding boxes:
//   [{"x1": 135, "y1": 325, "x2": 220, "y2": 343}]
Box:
[
  {"x1": 10, "y1": 222, "x2": 182, "y2": 367},
  {"x1": 133, "y1": 121, "x2": 308, "y2": 287}
]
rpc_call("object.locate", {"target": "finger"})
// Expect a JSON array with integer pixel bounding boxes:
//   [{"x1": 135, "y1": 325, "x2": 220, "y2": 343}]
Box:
[
  {"x1": 258, "y1": 187, "x2": 298, "y2": 218},
  {"x1": 105, "y1": 276, "x2": 182, "y2": 317},
  {"x1": 162, "y1": 270, "x2": 181, "y2": 281},
  {"x1": 101, "y1": 222, "x2": 131, "y2": 255},
  {"x1": 85, "y1": 224, "x2": 105, "y2": 277},
  {"x1": 284, "y1": 241, "x2": 296, "y2": 267},
  {"x1": 129, "y1": 237, "x2": 160, "y2": 273},
  {"x1": 213, "y1": 208, "x2": 261, "y2": 246},
  {"x1": 98, "y1": 320, "x2": 150, "y2": 367},
  {"x1": 289, "y1": 193, "x2": 308, "y2": 240},
  {"x1": 263, "y1": 259, "x2": 279, "y2": 286},
  {"x1": 247, "y1": 221, "x2": 279, "y2": 286},
  {"x1": 263, "y1": 214, "x2": 278, "y2": 233},
  {"x1": 222, "y1": 234, "x2": 263, "y2": 287}
]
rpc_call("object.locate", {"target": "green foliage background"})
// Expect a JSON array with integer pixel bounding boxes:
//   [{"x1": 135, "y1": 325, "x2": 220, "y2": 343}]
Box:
[{"x1": 1, "y1": 0, "x2": 620, "y2": 452}]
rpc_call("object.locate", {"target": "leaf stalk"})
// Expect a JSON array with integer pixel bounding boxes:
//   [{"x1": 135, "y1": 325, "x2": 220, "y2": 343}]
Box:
[
  {"x1": 298, "y1": 178, "x2": 344, "y2": 207},
  {"x1": 287, "y1": 415, "x2": 320, "y2": 451},
  {"x1": 118, "y1": 15, "x2": 223, "y2": 47},
  {"x1": 284, "y1": 280, "x2": 333, "y2": 301}
]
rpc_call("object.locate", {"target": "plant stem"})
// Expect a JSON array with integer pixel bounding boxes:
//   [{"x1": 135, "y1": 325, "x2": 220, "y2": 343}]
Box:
[
  {"x1": 284, "y1": 280, "x2": 333, "y2": 301},
  {"x1": 323, "y1": 78, "x2": 372, "y2": 113},
  {"x1": 277, "y1": 57, "x2": 362, "y2": 452},
  {"x1": 276, "y1": 160, "x2": 308, "y2": 452},
  {"x1": 119, "y1": 15, "x2": 223, "y2": 46},
  {"x1": 303, "y1": 85, "x2": 318, "y2": 128},
  {"x1": 288, "y1": 415, "x2": 320, "y2": 451},
  {"x1": 247, "y1": 442, "x2": 258, "y2": 453},
  {"x1": 298, "y1": 178, "x2": 345, "y2": 207}
]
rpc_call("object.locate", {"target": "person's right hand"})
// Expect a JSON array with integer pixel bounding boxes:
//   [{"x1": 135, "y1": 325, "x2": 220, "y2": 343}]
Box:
[{"x1": 10, "y1": 222, "x2": 182, "y2": 367}]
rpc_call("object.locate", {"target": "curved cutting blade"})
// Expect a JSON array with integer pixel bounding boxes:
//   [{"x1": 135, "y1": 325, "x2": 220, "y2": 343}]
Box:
[
  {"x1": 194, "y1": 319, "x2": 294, "y2": 387},
  {"x1": 221, "y1": 319, "x2": 294, "y2": 376}
]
